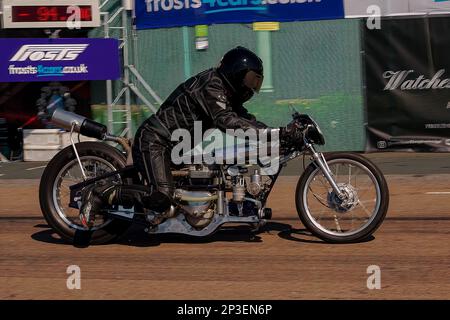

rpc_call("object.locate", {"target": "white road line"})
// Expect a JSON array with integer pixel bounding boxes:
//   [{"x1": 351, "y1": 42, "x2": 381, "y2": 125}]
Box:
[
  {"x1": 425, "y1": 192, "x2": 450, "y2": 195},
  {"x1": 26, "y1": 165, "x2": 46, "y2": 171}
]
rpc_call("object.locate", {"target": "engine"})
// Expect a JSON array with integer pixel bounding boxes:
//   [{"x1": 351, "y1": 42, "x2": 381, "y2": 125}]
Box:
[
  {"x1": 173, "y1": 165, "x2": 268, "y2": 229},
  {"x1": 178, "y1": 190, "x2": 215, "y2": 229}
]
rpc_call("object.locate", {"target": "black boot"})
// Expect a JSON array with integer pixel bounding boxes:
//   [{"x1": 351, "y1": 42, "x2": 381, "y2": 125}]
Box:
[
  {"x1": 142, "y1": 190, "x2": 172, "y2": 213},
  {"x1": 79, "y1": 184, "x2": 173, "y2": 228}
]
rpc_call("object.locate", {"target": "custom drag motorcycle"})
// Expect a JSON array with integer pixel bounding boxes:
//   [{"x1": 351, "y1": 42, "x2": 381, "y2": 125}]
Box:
[{"x1": 39, "y1": 109, "x2": 389, "y2": 244}]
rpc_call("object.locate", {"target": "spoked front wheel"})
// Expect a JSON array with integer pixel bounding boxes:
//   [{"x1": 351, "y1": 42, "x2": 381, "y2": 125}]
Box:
[{"x1": 296, "y1": 152, "x2": 389, "y2": 243}]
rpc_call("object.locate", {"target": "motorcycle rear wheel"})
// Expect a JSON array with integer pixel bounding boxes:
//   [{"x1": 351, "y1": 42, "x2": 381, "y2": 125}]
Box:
[{"x1": 39, "y1": 141, "x2": 131, "y2": 245}]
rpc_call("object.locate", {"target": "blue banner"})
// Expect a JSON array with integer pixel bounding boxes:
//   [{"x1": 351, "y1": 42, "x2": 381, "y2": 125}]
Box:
[
  {"x1": 135, "y1": 0, "x2": 345, "y2": 29},
  {"x1": 0, "y1": 38, "x2": 120, "y2": 82}
]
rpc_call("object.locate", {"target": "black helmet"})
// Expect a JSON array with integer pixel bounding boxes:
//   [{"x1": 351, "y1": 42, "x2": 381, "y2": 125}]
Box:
[{"x1": 217, "y1": 46, "x2": 264, "y2": 103}]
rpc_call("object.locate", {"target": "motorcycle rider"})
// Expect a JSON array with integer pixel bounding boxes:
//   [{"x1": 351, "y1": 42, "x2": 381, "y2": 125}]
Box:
[{"x1": 79, "y1": 46, "x2": 300, "y2": 228}]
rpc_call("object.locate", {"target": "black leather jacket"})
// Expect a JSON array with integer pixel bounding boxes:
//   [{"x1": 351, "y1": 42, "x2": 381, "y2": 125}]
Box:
[{"x1": 143, "y1": 68, "x2": 268, "y2": 143}]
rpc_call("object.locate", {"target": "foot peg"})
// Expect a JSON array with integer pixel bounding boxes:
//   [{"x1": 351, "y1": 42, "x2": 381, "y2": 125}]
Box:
[{"x1": 261, "y1": 208, "x2": 272, "y2": 220}]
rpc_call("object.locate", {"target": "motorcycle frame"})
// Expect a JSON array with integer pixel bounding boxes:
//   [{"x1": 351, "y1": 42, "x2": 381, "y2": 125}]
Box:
[{"x1": 67, "y1": 127, "x2": 345, "y2": 234}]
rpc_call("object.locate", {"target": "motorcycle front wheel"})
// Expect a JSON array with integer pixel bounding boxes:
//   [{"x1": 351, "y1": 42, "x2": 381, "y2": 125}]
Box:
[
  {"x1": 296, "y1": 152, "x2": 389, "y2": 243},
  {"x1": 39, "y1": 141, "x2": 131, "y2": 245}
]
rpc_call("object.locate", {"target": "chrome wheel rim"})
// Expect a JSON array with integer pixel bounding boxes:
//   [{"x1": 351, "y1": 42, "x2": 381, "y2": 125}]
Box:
[
  {"x1": 302, "y1": 159, "x2": 381, "y2": 237},
  {"x1": 52, "y1": 156, "x2": 121, "y2": 231}
]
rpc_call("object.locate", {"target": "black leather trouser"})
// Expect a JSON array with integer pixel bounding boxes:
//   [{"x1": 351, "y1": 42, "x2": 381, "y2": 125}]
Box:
[
  {"x1": 95, "y1": 124, "x2": 173, "y2": 213},
  {"x1": 130, "y1": 123, "x2": 174, "y2": 211}
]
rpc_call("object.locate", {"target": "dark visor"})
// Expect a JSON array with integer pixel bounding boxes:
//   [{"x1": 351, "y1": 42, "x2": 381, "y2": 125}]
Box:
[{"x1": 244, "y1": 70, "x2": 264, "y2": 93}]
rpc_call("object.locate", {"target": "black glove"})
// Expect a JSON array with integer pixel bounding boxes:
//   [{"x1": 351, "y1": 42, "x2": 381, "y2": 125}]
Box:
[{"x1": 280, "y1": 121, "x2": 303, "y2": 148}]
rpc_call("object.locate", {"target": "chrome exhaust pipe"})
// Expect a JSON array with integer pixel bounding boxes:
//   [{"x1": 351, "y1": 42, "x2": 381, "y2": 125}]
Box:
[{"x1": 51, "y1": 109, "x2": 107, "y2": 140}]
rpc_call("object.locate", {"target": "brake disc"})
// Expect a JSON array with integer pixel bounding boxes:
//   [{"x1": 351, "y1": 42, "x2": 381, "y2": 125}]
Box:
[{"x1": 327, "y1": 183, "x2": 359, "y2": 213}]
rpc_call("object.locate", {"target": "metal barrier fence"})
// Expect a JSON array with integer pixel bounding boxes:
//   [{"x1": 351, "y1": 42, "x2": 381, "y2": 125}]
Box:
[{"x1": 90, "y1": 1, "x2": 365, "y2": 151}]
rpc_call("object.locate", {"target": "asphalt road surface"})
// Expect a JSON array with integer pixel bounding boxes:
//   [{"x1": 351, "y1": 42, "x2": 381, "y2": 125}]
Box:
[{"x1": 1, "y1": 153, "x2": 449, "y2": 299}]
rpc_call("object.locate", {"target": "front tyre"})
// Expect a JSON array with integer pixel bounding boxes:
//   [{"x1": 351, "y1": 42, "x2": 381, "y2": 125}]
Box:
[
  {"x1": 39, "y1": 142, "x2": 131, "y2": 245},
  {"x1": 296, "y1": 152, "x2": 389, "y2": 243}
]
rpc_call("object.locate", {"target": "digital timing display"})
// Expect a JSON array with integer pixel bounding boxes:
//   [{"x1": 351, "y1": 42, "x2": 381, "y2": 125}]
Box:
[{"x1": 11, "y1": 5, "x2": 93, "y2": 23}]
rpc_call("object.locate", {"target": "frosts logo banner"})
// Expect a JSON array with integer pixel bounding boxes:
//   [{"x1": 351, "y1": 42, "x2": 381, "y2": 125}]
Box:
[
  {"x1": 135, "y1": 0, "x2": 345, "y2": 29},
  {"x1": 0, "y1": 38, "x2": 120, "y2": 82}
]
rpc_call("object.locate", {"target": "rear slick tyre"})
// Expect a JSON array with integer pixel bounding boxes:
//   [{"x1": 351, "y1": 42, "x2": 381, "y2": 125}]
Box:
[{"x1": 39, "y1": 142, "x2": 131, "y2": 245}]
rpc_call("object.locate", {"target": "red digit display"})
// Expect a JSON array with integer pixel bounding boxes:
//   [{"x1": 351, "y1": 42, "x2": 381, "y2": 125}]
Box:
[{"x1": 12, "y1": 6, "x2": 92, "y2": 22}]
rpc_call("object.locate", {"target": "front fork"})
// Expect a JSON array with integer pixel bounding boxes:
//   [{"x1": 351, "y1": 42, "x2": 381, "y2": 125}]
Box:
[{"x1": 307, "y1": 144, "x2": 344, "y2": 199}]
